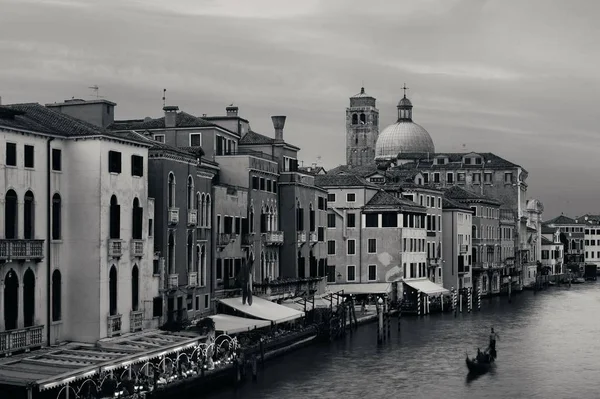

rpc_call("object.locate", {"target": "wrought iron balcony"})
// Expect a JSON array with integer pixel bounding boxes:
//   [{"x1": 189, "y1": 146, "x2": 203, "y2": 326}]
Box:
[
  {"x1": 0, "y1": 239, "x2": 44, "y2": 262},
  {"x1": 130, "y1": 310, "x2": 143, "y2": 333},
  {"x1": 309, "y1": 232, "x2": 318, "y2": 244},
  {"x1": 217, "y1": 233, "x2": 231, "y2": 248},
  {"x1": 188, "y1": 271, "x2": 198, "y2": 287},
  {"x1": 241, "y1": 233, "x2": 253, "y2": 247},
  {"x1": 168, "y1": 208, "x2": 179, "y2": 225},
  {"x1": 187, "y1": 209, "x2": 198, "y2": 226},
  {"x1": 107, "y1": 314, "x2": 122, "y2": 338},
  {"x1": 0, "y1": 325, "x2": 44, "y2": 355},
  {"x1": 427, "y1": 258, "x2": 440, "y2": 266},
  {"x1": 108, "y1": 239, "x2": 123, "y2": 258},
  {"x1": 264, "y1": 231, "x2": 284, "y2": 246},
  {"x1": 297, "y1": 231, "x2": 307, "y2": 246},
  {"x1": 168, "y1": 274, "x2": 179, "y2": 289},
  {"x1": 130, "y1": 239, "x2": 144, "y2": 257}
]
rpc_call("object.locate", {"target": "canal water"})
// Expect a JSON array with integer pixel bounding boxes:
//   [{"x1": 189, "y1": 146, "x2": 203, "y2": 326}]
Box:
[{"x1": 203, "y1": 284, "x2": 599, "y2": 399}]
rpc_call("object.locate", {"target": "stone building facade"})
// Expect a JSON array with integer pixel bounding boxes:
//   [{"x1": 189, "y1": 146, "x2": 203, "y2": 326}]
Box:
[{"x1": 346, "y1": 88, "x2": 379, "y2": 167}]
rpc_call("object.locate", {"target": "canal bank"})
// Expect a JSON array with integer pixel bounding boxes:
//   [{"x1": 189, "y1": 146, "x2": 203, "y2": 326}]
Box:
[{"x1": 201, "y1": 282, "x2": 600, "y2": 399}]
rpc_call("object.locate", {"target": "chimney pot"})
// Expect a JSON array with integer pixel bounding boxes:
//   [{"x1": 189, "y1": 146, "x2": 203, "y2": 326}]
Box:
[
  {"x1": 163, "y1": 105, "x2": 179, "y2": 128},
  {"x1": 271, "y1": 115, "x2": 286, "y2": 141},
  {"x1": 226, "y1": 105, "x2": 239, "y2": 117}
]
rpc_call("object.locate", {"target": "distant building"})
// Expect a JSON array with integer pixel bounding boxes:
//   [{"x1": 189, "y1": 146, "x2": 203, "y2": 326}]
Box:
[
  {"x1": 542, "y1": 214, "x2": 584, "y2": 266},
  {"x1": 346, "y1": 88, "x2": 379, "y2": 167},
  {"x1": 441, "y1": 197, "x2": 473, "y2": 292},
  {"x1": 541, "y1": 226, "x2": 564, "y2": 275},
  {"x1": 575, "y1": 214, "x2": 600, "y2": 269}
]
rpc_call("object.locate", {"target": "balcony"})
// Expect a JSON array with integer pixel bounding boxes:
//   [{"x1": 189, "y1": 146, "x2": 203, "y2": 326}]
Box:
[
  {"x1": 108, "y1": 239, "x2": 123, "y2": 258},
  {"x1": 241, "y1": 234, "x2": 253, "y2": 247},
  {"x1": 427, "y1": 231, "x2": 437, "y2": 237},
  {"x1": 297, "y1": 231, "x2": 307, "y2": 246},
  {"x1": 168, "y1": 274, "x2": 179, "y2": 289},
  {"x1": 427, "y1": 258, "x2": 440, "y2": 266},
  {"x1": 309, "y1": 232, "x2": 318, "y2": 245},
  {"x1": 264, "y1": 231, "x2": 284, "y2": 246},
  {"x1": 472, "y1": 262, "x2": 490, "y2": 271},
  {"x1": 130, "y1": 239, "x2": 144, "y2": 257},
  {"x1": 188, "y1": 271, "x2": 198, "y2": 287},
  {"x1": 130, "y1": 310, "x2": 143, "y2": 333},
  {"x1": 459, "y1": 244, "x2": 468, "y2": 254},
  {"x1": 458, "y1": 265, "x2": 470, "y2": 274},
  {"x1": 187, "y1": 209, "x2": 198, "y2": 226},
  {"x1": 253, "y1": 277, "x2": 322, "y2": 299},
  {"x1": 217, "y1": 233, "x2": 231, "y2": 248},
  {"x1": 0, "y1": 325, "x2": 44, "y2": 355},
  {"x1": 107, "y1": 314, "x2": 122, "y2": 338},
  {"x1": 0, "y1": 239, "x2": 44, "y2": 262},
  {"x1": 168, "y1": 208, "x2": 179, "y2": 225}
]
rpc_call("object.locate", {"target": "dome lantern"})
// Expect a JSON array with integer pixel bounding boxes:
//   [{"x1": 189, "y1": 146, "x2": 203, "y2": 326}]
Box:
[{"x1": 397, "y1": 84, "x2": 413, "y2": 121}]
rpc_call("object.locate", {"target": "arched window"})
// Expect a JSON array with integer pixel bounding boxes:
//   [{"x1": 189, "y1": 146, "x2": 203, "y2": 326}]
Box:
[
  {"x1": 110, "y1": 195, "x2": 121, "y2": 239},
  {"x1": 131, "y1": 265, "x2": 139, "y2": 311},
  {"x1": 351, "y1": 113, "x2": 358, "y2": 125},
  {"x1": 260, "y1": 252, "x2": 266, "y2": 281},
  {"x1": 187, "y1": 232, "x2": 194, "y2": 272},
  {"x1": 205, "y1": 195, "x2": 211, "y2": 228},
  {"x1": 354, "y1": 135, "x2": 358, "y2": 145},
  {"x1": 132, "y1": 197, "x2": 143, "y2": 240},
  {"x1": 168, "y1": 233, "x2": 175, "y2": 274},
  {"x1": 52, "y1": 193, "x2": 61, "y2": 240},
  {"x1": 5, "y1": 190, "x2": 18, "y2": 239},
  {"x1": 109, "y1": 266, "x2": 118, "y2": 316},
  {"x1": 187, "y1": 176, "x2": 194, "y2": 210},
  {"x1": 360, "y1": 113, "x2": 366, "y2": 124},
  {"x1": 472, "y1": 225, "x2": 477, "y2": 239},
  {"x1": 24, "y1": 191, "x2": 35, "y2": 239},
  {"x1": 23, "y1": 268, "x2": 35, "y2": 327},
  {"x1": 168, "y1": 173, "x2": 175, "y2": 208},
  {"x1": 309, "y1": 203, "x2": 315, "y2": 232},
  {"x1": 4, "y1": 269, "x2": 18, "y2": 330},
  {"x1": 249, "y1": 207, "x2": 254, "y2": 233},
  {"x1": 260, "y1": 207, "x2": 267, "y2": 233},
  {"x1": 52, "y1": 270, "x2": 62, "y2": 321},
  {"x1": 200, "y1": 245, "x2": 206, "y2": 286},
  {"x1": 197, "y1": 192, "x2": 203, "y2": 227}
]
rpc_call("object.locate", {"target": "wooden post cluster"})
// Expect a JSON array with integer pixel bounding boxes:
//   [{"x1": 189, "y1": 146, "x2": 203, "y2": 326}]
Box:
[{"x1": 477, "y1": 287, "x2": 481, "y2": 311}]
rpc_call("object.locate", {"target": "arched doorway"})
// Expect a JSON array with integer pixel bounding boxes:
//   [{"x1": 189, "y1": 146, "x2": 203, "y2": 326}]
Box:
[
  {"x1": 109, "y1": 266, "x2": 117, "y2": 316},
  {"x1": 23, "y1": 269, "x2": 35, "y2": 327},
  {"x1": 4, "y1": 270, "x2": 18, "y2": 330}
]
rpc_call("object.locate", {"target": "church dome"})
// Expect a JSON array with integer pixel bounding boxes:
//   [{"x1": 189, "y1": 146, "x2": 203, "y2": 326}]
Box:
[{"x1": 375, "y1": 92, "x2": 435, "y2": 161}]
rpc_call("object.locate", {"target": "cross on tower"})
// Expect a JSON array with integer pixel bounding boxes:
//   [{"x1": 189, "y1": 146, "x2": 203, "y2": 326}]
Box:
[{"x1": 402, "y1": 83, "x2": 409, "y2": 98}]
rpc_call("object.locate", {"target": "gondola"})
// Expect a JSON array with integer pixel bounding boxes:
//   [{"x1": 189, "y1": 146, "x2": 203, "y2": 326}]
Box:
[{"x1": 465, "y1": 349, "x2": 495, "y2": 374}]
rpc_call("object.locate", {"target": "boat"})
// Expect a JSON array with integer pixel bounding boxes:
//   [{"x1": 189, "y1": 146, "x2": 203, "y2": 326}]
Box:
[
  {"x1": 548, "y1": 281, "x2": 556, "y2": 286},
  {"x1": 572, "y1": 277, "x2": 586, "y2": 284},
  {"x1": 465, "y1": 350, "x2": 495, "y2": 374}
]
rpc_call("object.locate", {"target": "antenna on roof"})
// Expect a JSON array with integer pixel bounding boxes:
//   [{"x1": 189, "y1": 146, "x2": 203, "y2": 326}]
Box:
[
  {"x1": 88, "y1": 85, "x2": 104, "y2": 99},
  {"x1": 162, "y1": 89, "x2": 167, "y2": 107},
  {"x1": 316, "y1": 155, "x2": 322, "y2": 165}
]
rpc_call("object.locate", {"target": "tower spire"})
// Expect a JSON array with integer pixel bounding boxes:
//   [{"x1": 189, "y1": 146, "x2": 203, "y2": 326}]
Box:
[{"x1": 402, "y1": 83, "x2": 409, "y2": 98}]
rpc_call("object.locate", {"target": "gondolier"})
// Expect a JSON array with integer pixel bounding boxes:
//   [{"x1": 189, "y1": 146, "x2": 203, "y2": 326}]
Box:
[{"x1": 489, "y1": 328, "x2": 499, "y2": 353}]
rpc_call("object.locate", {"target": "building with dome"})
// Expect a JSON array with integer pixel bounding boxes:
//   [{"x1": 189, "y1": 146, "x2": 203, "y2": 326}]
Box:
[{"x1": 374, "y1": 92, "x2": 435, "y2": 162}]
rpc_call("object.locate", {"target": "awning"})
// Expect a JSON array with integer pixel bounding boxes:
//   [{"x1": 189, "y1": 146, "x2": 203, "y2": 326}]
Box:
[
  {"x1": 218, "y1": 296, "x2": 304, "y2": 323},
  {"x1": 282, "y1": 295, "x2": 331, "y2": 312},
  {"x1": 327, "y1": 282, "x2": 392, "y2": 295},
  {"x1": 210, "y1": 314, "x2": 271, "y2": 334},
  {"x1": 403, "y1": 279, "x2": 449, "y2": 295}
]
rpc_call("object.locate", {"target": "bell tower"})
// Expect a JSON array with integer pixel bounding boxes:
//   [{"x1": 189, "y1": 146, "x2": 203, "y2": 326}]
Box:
[{"x1": 346, "y1": 87, "x2": 379, "y2": 167}]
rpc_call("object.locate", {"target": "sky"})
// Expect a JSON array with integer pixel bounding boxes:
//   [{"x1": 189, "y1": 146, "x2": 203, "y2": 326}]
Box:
[{"x1": 1, "y1": 0, "x2": 599, "y2": 218}]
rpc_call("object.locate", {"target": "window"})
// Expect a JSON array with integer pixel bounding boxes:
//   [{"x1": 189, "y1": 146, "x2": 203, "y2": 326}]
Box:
[
  {"x1": 381, "y1": 212, "x2": 397, "y2": 227},
  {"x1": 484, "y1": 172, "x2": 493, "y2": 183},
  {"x1": 154, "y1": 134, "x2": 165, "y2": 143},
  {"x1": 327, "y1": 213, "x2": 336, "y2": 228},
  {"x1": 259, "y1": 178, "x2": 265, "y2": 191},
  {"x1": 327, "y1": 240, "x2": 336, "y2": 255},
  {"x1": 131, "y1": 266, "x2": 139, "y2": 311},
  {"x1": 5, "y1": 143, "x2": 16, "y2": 166},
  {"x1": 272, "y1": 180, "x2": 277, "y2": 193},
  {"x1": 504, "y1": 172, "x2": 513, "y2": 183},
  {"x1": 318, "y1": 197, "x2": 325, "y2": 210},
  {"x1": 252, "y1": 176, "x2": 259, "y2": 190},
  {"x1": 473, "y1": 173, "x2": 481, "y2": 183},
  {"x1": 52, "y1": 149, "x2": 62, "y2": 171},
  {"x1": 132, "y1": 198, "x2": 143, "y2": 239},
  {"x1": 365, "y1": 214, "x2": 378, "y2": 228},
  {"x1": 52, "y1": 270, "x2": 62, "y2": 321},
  {"x1": 368, "y1": 265, "x2": 377, "y2": 281},
  {"x1": 368, "y1": 239, "x2": 377, "y2": 253},
  {"x1": 168, "y1": 173, "x2": 175, "y2": 208},
  {"x1": 446, "y1": 172, "x2": 454, "y2": 183},
  {"x1": 327, "y1": 266, "x2": 336, "y2": 283},
  {"x1": 109, "y1": 266, "x2": 118, "y2": 316},
  {"x1": 347, "y1": 239, "x2": 356, "y2": 255},
  {"x1": 52, "y1": 193, "x2": 62, "y2": 240},
  {"x1": 109, "y1": 195, "x2": 121, "y2": 239},
  {"x1": 5, "y1": 190, "x2": 17, "y2": 239},
  {"x1": 327, "y1": 193, "x2": 336, "y2": 202},
  {"x1": 24, "y1": 145, "x2": 34, "y2": 168},
  {"x1": 108, "y1": 151, "x2": 122, "y2": 173},
  {"x1": 346, "y1": 193, "x2": 356, "y2": 202},
  {"x1": 24, "y1": 191, "x2": 34, "y2": 239},
  {"x1": 423, "y1": 173, "x2": 429, "y2": 184},
  {"x1": 153, "y1": 297, "x2": 163, "y2": 317},
  {"x1": 131, "y1": 155, "x2": 144, "y2": 177},
  {"x1": 433, "y1": 172, "x2": 440, "y2": 183},
  {"x1": 267, "y1": 180, "x2": 272, "y2": 192},
  {"x1": 204, "y1": 294, "x2": 210, "y2": 309},
  {"x1": 190, "y1": 133, "x2": 202, "y2": 146},
  {"x1": 347, "y1": 265, "x2": 356, "y2": 282},
  {"x1": 318, "y1": 227, "x2": 325, "y2": 241},
  {"x1": 347, "y1": 213, "x2": 356, "y2": 228},
  {"x1": 457, "y1": 173, "x2": 465, "y2": 182}
]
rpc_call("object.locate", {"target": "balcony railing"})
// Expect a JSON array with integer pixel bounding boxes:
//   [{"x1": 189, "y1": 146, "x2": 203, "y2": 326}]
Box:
[
  {"x1": 217, "y1": 233, "x2": 231, "y2": 247},
  {"x1": 168, "y1": 208, "x2": 179, "y2": 225},
  {"x1": 188, "y1": 272, "x2": 198, "y2": 287},
  {"x1": 0, "y1": 239, "x2": 44, "y2": 261},
  {"x1": 108, "y1": 239, "x2": 123, "y2": 258},
  {"x1": 188, "y1": 209, "x2": 198, "y2": 226},
  {"x1": 241, "y1": 233, "x2": 253, "y2": 246},
  {"x1": 297, "y1": 231, "x2": 307, "y2": 245},
  {"x1": 130, "y1": 239, "x2": 144, "y2": 257},
  {"x1": 458, "y1": 265, "x2": 470, "y2": 274},
  {"x1": 130, "y1": 310, "x2": 143, "y2": 333},
  {"x1": 253, "y1": 277, "x2": 322, "y2": 298},
  {"x1": 264, "y1": 231, "x2": 284, "y2": 246},
  {"x1": 107, "y1": 314, "x2": 122, "y2": 338},
  {"x1": 0, "y1": 325, "x2": 44, "y2": 355},
  {"x1": 168, "y1": 274, "x2": 179, "y2": 289},
  {"x1": 427, "y1": 258, "x2": 440, "y2": 266},
  {"x1": 309, "y1": 232, "x2": 318, "y2": 244},
  {"x1": 459, "y1": 244, "x2": 468, "y2": 254},
  {"x1": 472, "y1": 262, "x2": 490, "y2": 270}
]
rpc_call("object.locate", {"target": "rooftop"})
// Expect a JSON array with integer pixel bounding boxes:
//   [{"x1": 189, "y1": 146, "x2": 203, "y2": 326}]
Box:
[
  {"x1": 46, "y1": 98, "x2": 117, "y2": 107},
  {"x1": 442, "y1": 197, "x2": 473, "y2": 212},
  {"x1": 444, "y1": 186, "x2": 502, "y2": 206},
  {"x1": 365, "y1": 190, "x2": 426, "y2": 211},
  {"x1": 393, "y1": 152, "x2": 522, "y2": 171},
  {"x1": 109, "y1": 111, "x2": 230, "y2": 133},
  {"x1": 543, "y1": 214, "x2": 578, "y2": 226},
  {"x1": 314, "y1": 174, "x2": 378, "y2": 188},
  {"x1": 239, "y1": 130, "x2": 300, "y2": 150}
]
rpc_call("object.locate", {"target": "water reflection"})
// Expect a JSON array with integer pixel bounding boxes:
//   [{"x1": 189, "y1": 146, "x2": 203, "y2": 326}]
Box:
[{"x1": 202, "y1": 284, "x2": 600, "y2": 399}]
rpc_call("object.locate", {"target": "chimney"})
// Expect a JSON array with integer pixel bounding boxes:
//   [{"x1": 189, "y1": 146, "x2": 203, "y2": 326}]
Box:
[
  {"x1": 226, "y1": 105, "x2": 238, "y2": 117},
  {"x1": 163, "y1": 105, "x2": 179, "y2": 128},
  {"x1": 271, "y1": 115, "x2": 286, "y2": 142}
]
